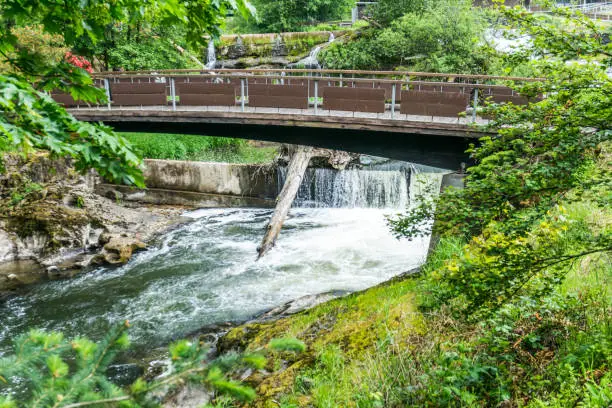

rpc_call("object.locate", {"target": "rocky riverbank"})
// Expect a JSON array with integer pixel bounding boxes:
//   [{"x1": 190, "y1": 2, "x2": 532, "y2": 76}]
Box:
[
  {"x1": 159, "y1": 268, "x2": 421, "y2": 407},
  {"x1": 0, "y1": 153, "x2": 187, "y2": 296}
]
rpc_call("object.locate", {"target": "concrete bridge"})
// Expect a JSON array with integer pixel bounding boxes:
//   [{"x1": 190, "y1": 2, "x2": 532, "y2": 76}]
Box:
[{"x1": 64, "y1": 69, "x2": 541, "y2": 168}]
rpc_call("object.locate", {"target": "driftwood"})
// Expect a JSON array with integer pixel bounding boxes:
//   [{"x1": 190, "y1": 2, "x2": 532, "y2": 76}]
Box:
[{"x1": 257, "y1": 145, "x2": 314, "y2": 259}]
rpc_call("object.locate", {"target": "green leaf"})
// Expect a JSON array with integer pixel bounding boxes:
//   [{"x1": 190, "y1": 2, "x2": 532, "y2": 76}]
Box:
[
  {"x1": 268, "y1": 338, "x2": 306, "y2": 353},
  {"x1": 46, "y1": 355, "x2": 69, "y2": 378}
]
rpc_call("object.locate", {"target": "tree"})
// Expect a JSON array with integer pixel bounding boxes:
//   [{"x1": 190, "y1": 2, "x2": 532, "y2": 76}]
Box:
[
  {"x1": 0, "y1": 0, "x2": 254, "y2": 185},
  {"x1": 388, "y1": 4, "x2": 612, "y2": 313},
  {"x1": 0, "y1": 322, "x2": 304, "y2": 407},
  {"x1": 233, "y1": 0, "x2": 353, "y2": 33},
  {"x1": 321, "y1": 0, "x2": 492, "y2": 73},
  {"x1": 367, "y1": 0, "x2": 428, "y2": 27}
]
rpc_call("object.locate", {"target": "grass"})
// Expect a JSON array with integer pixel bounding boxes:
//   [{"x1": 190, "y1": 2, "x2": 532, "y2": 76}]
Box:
[
  {"x1": 214, "y1": 184, "x2": 611, "y2": 407},
  {"x1": 119, "y1": 133, "x2": 278, "y2": 164}
]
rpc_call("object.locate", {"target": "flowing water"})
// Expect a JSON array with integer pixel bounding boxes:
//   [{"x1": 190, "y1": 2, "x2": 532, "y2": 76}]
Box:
[
  {"x1": 0, "y1": 164, "x2": 444, "y2": 356},
  {"x1": 205, "y1": 40, "x2": 217, "y2": 69},
  {"x1": 292, "y1": 32, "x2": 336, "y2": 69}
]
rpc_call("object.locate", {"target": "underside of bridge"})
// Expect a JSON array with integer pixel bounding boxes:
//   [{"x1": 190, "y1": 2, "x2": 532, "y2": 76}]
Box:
[{"x1": 105, "y1": 119, "x2": 475, "y2": 170}]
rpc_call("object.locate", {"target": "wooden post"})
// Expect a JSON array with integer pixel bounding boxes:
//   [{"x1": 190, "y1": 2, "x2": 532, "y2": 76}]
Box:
[
  {"x1": 257, "y1": 145, "x2": 313, "y2": 259},
  {"x1": 391, "y1": 84, "x2": 396, "y2": 119},
  {"x1": 104, "y1": 78, "x2": 111, "y2": 110},
  {"x1": 472, "y1": 86, "x2": 479, "y2": 123},
  {"x1": 241, "y1": 78, "x2": 245, "y2": 112},
  {"x1": 314, "y1": 80, "x2": 319, "y2": 114},
  {"x1": 170, "y1": 77, "x2": 176, "y2": 111}
]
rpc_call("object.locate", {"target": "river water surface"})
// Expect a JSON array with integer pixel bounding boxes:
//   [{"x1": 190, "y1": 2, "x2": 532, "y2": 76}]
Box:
[{"x1": 0, "y1": 165, "x2": 443, "y2": 356}]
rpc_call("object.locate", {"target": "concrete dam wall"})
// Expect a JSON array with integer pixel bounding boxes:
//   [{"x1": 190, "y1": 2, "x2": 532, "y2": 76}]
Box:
[{"x1": 96, "y1": 159, "x2": 279, "y2": 208}]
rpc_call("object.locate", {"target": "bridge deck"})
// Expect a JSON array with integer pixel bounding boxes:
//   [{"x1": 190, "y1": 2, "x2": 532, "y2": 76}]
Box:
[{"x1": 71, "y1": 104, "x2": 488, "y2": 138}]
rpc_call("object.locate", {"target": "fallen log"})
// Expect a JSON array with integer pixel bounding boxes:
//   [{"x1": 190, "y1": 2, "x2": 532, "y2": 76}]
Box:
[{"x1": 257, "y1": 145, "x2": 314, "y2": 259}]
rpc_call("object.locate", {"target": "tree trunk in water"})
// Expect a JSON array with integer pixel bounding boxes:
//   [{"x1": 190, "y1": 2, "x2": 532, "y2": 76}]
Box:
[{"x1": 257, "y1": 145, "x2": 313, "y2": 259}]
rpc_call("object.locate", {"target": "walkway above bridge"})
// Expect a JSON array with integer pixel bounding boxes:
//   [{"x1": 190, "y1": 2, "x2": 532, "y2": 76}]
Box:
[{"x1": 63, "y1": 69, "x2": 542, "y2": 168}]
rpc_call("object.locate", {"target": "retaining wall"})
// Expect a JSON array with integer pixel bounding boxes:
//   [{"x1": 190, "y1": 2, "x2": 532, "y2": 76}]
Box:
[{"x1": 96, "y1": 159, "x2": 279, "y2": 208}]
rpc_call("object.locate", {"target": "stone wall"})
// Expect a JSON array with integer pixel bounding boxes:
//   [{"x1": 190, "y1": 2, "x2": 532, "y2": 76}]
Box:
[
  {"x1": 142, "y1": 159, "x2": 278, "y2": 198},
  {"x1": 210, "y1": 31, "x2": 345, "y2": 68}
]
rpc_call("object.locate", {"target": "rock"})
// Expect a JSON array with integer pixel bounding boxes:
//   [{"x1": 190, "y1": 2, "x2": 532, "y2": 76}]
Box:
[
  {"x1": 46, "y1": 265, "x2": 59, "y2": 276},
  {"x1": 162, "y1": 384, "x2": 211, "y2": 408},
  {"x1": 106, "y1": 364, "x2": 145, "y2": 387},
  {"x1": 257, "y1": 290, "x2": 351, "y2": 321},
  {"x1": 0, "y1": 153, "x2": 184, "y2": 290},
  {"x1": 0, "y1": 228, "x2": 15, "y2": 263},
  {"x1": 101, "y1": 235, "x2": 146, "y2": 264},
  {"x1": 0, "y1": 260, "x2": 46, "y2": 292}
]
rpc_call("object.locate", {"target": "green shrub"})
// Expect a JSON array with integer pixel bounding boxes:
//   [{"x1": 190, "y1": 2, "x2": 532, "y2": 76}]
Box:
[
  {"x1": 321, "y1": 0, "x2": 493, "y2": 73},
  {"x1": 119, "y1": 133, "x2": 278, "y2": 164},
  {"x1": 0, "y1": 323, "x2": 305, "y2": 407}
]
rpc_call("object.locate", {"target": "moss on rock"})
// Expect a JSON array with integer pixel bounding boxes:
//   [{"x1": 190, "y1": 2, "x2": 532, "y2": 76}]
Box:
[{"x1": 217, "y1": 274, "x2": 422, "y2": 405}]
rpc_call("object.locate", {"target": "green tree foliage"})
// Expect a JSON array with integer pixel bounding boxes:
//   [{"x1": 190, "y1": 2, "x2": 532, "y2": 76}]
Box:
[
  {"x1": 0, "y1": 322, "x2": 305, "y2": 407},
  {"x1": 232, "y1": 0, "x2": 353, "y2": 33},
  {"x1": 367, "y1": 0, "x2": 428, "y2": 27},
  {"x1": 388, "y1": 5, "x2": 612, "y2": 314},
  {"x1": 321, "y1": 0, "x2": 494, "y2": 73},
  {"x1": 0, "y1": 0, "x2": 254, "y2": 185}
]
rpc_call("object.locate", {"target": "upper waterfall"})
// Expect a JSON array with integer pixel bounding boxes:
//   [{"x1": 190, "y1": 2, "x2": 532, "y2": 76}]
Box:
[
  {"x1": 278, "y1": 160, "x2": 445, "y2": 209},
  {"x1": 205, "y1": 40, "x2": 216, "y2": 69}
]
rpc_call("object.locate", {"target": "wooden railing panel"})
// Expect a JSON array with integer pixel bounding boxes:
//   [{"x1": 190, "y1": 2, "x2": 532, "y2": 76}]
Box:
[
  {"x1": 51, "y1": 93, "x2": 81, "y2": 107},
  {"x1": 400, "y1": 91, "x2": 469, "y2": 117},
  {"x1": 111, "y1": 94, "x2": 167, "y2": 106},
  {"x1": 110, "y1": 82, "x2": 167, "y2": 106},
  {"x1": 248, "y1": 84, "x2": 309, "y2": 109},
  {"x1": 175, "y1": 82, "x2": 236, "y2": 106},
  {"x1": 175, "y1": 83, "x2": 235, "y2": 94},
  {"x1": 322, "y1": 87, "x2": 386, "y2": 113},
  {"x1": 110, "y1": 82, "x2": 166, "y2": 94}
]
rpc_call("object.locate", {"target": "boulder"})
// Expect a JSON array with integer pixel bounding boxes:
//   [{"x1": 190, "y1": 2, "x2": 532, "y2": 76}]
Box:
[{"x1": 98, "y1": 234, "x2": 146, "y2": 264}]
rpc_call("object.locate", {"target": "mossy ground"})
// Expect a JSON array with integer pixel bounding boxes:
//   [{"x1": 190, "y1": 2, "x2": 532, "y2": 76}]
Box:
[
  {"x1": 217, "y1": 274, "x2": 425, "y2": 407},
  {"x1": 214, "y1": 182, "x2": 610, "y2": 407}
]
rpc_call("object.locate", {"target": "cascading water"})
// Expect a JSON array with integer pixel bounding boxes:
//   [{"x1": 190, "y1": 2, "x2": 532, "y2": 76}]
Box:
[
  {"x1": 0, "y1": 158, "x2": 445, "y2": 360},
  {"x1": 292, "y1": 32, "x2": 336, "y2": 69},
  {"x1": 279, "y1": 167, "x2": 409, "y2": 208},
  {"x1": 205, "y1": 40, "x2": 217, "y2": 69}
]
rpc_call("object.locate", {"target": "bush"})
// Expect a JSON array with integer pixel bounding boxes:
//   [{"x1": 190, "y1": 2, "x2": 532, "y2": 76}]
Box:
[
  {"x1": 367, "y1": 0, "x2": 428, "y2": 27},
  {"x1": 120, "y1": 133, "x2": 278, "y2": 164},
  {"x1": 0, "y1": 322, "x2": 305, "y2": 407},
  {"x1": 321, "y1": 0, "x2": 494, "y2": 73},
  {"x1": 230, "y1": 0, "x2": 354, "y2": 33}
]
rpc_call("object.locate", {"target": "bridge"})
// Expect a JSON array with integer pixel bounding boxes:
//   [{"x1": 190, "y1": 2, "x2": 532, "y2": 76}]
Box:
[{"x1": 63, "y1": 69, "x2": 541, "y2": 169}]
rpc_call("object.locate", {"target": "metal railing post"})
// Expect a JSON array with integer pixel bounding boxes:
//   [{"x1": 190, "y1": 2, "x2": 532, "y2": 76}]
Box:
[
  {"x1": 170, "y1": 77, "x2": 176, "y2": 111},
  {"x1": 103, "y1": 78, "x2": 111, "y2": 110},
  {"x1": 391, "y1": 83, "x2": 396, "y2": 119},
  {"x1": 472, "y1": 85, "x2": 479, "y2": 123},
  {"x1": 314, "y1": 79, "x2": 319, "y2": 115},
  {"x1": 240, "y1": 78, "x2": 245, "y2": 112}
]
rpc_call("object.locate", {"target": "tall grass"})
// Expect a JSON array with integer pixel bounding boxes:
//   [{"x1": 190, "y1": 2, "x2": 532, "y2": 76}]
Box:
[{"x1": 120, "y1": 133, "x2": 278, "y2": 164}]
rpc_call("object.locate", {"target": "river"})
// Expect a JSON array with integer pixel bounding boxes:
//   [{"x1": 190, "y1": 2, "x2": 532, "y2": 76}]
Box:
[{"x1": 0, "y1": 162, "x2": 444, "y2": 356}]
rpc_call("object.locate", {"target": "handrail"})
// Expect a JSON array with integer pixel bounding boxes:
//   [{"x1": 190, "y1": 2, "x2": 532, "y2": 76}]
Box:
[
  {"x1": 102, "y1": 73, "x2": 522, "y2": 89},
  {"x1": 94, "y1": 68, "x2": 544, "y2": 82}
]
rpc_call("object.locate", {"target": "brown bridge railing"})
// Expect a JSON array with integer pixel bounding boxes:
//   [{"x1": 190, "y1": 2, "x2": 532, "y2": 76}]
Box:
[{"x1": 53, "y1": 69, "x2": 543, "y2": 122}]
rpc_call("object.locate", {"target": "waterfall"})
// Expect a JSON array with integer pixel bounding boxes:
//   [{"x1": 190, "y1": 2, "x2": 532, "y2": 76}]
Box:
[
  {"x1": 291, "y1": 31, "x2": 336, "y2": 69},
  {"x1": 205, "y1": 40, "x2": 216, "y2": 69},
  {"x1": 278, "y1": 161, "x2": 444, "y2": 209}
]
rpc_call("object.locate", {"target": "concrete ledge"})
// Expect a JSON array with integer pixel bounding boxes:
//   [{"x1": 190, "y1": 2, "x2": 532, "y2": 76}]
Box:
[
  {"x1": 143, "y1": 159, "x2": 278, "y2": 198},
  {"x1": 96, "y1": 184, "x2": 275, "y2": 208}
]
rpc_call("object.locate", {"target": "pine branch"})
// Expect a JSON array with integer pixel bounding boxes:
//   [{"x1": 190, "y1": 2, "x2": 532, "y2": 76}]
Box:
[{"x1": 61, "y1": 396, "x2": 131, "y2": 408}]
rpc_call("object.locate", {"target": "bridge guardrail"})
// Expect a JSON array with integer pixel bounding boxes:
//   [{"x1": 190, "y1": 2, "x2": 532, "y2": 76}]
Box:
[{"x1": 55, "y1": 70, "x2": 543, "y2": 122}]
